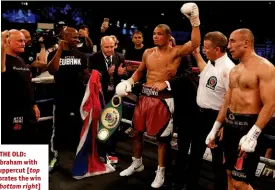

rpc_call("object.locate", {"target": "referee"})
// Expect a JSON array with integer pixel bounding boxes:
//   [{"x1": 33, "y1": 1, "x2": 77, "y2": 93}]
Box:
[{"x1": 188, "y1": 31, "x2": 235, "y2": 190}]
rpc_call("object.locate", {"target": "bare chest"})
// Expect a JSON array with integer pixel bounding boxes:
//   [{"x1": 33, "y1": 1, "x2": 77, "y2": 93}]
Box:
[
  {"x1": 146, "y1": 51, "x2": 177, "y2": 71},
  {"x1": 230, "y1": 65, "x2": 258, "y2": 89}
]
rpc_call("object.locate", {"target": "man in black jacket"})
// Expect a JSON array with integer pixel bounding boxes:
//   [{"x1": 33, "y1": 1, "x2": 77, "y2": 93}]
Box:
[
  {"x1": 164, "y1": 54, "x2": 199, "y2": 189},
  {"x1": 89, "y1": 36, "x2": 127, "y2": 103},
  {"x1": 88, "y1": 35, "x2": 127, "y2": 161}
]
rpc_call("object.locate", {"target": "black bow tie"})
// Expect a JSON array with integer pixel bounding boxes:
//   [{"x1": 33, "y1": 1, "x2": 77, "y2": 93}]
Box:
[{"x1": 211, "y1": 61, "x2": 215, "y2": 67}]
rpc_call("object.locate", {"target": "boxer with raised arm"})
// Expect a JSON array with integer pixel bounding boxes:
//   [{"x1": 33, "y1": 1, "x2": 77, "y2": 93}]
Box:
[
  {"x1": 206, "y1": 28, "x2": 275, "y2": 190},
  {"x1": 116, "y1": 3, "x2": 201, "y2": 188}
]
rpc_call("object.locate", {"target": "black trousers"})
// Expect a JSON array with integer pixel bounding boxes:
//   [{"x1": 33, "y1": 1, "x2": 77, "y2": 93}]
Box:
[
  {"x1": 50, "y1": 99, "x2": 83, "y2": 158},
  {"x1": 175, "y1": 108, "x2": 227, "y2": 190}
]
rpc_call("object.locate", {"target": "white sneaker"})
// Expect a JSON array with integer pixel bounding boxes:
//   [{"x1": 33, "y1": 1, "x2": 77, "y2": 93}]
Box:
[
  {"x1": 151, "y1": 166, "x2": 165, "y2": 188},
  {"x1": 119, "y1": 157, "x2": 144, "y2": 176}
]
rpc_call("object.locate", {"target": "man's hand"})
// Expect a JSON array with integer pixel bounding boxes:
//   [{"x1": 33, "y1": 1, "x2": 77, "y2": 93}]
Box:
[
  {"x1": 108, "y1": 65, "x2": 115, "y2": 76},
  {"x1": 118, "y1": 63, "x2": 127, "y2": 76},
  {"x1": 58, "y1": 40, "x2": 68, "y2": 51},
  {"x1": 180, "y1": 3, "x2": 200, "y2": 27},
  {"x1": 116, "y1": 78, "x2": 134, "y2": 97},
  {"x1": 101, "y1": 18, "x2": 109, "y2": 33},
  {"x1": 239, "y1": 125, "x2": 261, "y2": 153},
  {"x1": 192, "y1": 47, "x2": 200, "y2": 56},
  {"x1": 38, "y1": 36, "x2": 44, "y2": 43},
  {"x1": 79, "y1": 29, "x2": 88, "y2": 38},
  {"x1": 32, "y1": 105, "x2": 40, "y2": 121},
  {"x1": 151, "y1": 82, "x2": 168, "y2": 92},
  {"x1": 207, "y1": 127, "x2": 223, "y2": 149},
  {"x1": 206, "y1": 121, "x2": 222, "y2": 149}
]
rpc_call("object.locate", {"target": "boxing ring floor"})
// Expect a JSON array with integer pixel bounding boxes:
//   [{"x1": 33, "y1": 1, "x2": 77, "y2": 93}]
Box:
[{"x1": 48, "y1": 139, "x2": 275, "y2": 190}]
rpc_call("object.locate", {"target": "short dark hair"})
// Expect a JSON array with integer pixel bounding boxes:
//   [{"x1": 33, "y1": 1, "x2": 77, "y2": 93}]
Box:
[
  {"x1": 80, "y1": 25, "x2": 89, "y2": 30},
  {"x1": 132, "y1": 30, "x2": 143, "y2": 37},
  {"x1": 156, "y1": 24, "x2": 171, "y2": 35},
  {"x1": 204, "y1": 31, "x2": 228, "y2": 52}
]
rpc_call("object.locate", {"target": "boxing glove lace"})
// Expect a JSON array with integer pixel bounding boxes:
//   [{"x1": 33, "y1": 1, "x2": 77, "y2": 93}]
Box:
[
  {"x1": 180, "y1": 3, "x2": 200, "y2": 27},
  {"x1": 239, "y1": 125, "x2": 261, "y2": 153}
]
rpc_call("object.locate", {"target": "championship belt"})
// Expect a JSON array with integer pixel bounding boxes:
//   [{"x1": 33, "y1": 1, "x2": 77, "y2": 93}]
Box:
[{"x1": 97, "y1": 95, "x2": 123, "y2": 142}]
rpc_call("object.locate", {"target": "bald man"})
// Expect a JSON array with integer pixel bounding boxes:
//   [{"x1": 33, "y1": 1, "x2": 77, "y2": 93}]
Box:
[
  {"x1": 206, "y1": 28, "x2": 275, "y2": 190},
  {"x1": 1, "y1": 29, "x2": 40, "y2": 144},
  {"x1": 47, "y1": 27, "x2": 90, "y2": 173},
  {"x1": 20, "y1": 29, "x2": 32, "y2": 46}
]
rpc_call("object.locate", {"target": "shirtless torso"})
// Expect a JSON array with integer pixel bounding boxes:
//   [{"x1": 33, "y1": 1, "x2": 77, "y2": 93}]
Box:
[
  {"x1": 229, "y1": 54, "x2": 274, "y2": 114},
  {"x1": 144, "y1": 47, "x2": 181, "y2": 87}
]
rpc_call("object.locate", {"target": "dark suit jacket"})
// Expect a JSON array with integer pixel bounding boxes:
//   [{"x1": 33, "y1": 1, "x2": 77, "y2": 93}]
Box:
[
  {"x1": 88, "y1": 51, "x2": 125, "y2": 101},
  {"x1": 168, "y1": 55, "x2": 199, "y2": 128}
]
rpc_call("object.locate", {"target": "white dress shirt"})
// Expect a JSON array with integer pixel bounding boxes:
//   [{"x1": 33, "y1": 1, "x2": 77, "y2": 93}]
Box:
[{"x1": 196, "y1": 53, "x2": 235, "y2": 110}]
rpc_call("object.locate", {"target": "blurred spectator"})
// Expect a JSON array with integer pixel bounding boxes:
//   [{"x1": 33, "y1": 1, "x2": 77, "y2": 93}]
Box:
[
  {"x1": 125, "y1": 30, "x2": 146, "y2": 62},
  {"x1": 77, "y1": 24, "x2": 93, "y2": 54}
]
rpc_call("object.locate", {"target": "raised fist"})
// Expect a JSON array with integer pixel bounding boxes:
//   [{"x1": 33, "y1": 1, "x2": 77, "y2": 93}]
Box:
[{"x1": 180, "y1": 3, "x2": 200, "y2": 27}]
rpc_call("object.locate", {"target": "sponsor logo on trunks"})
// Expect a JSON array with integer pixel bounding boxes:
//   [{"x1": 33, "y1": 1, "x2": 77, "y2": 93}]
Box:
[
  {"x1": 60, "y1": 57, "x2": 81, "y2": 66},
  {"x1": 232, "y1": 170, "x2": 247, "y2": 179},
  {"x1": 229, "y1": 113, "x2": 235, "y2": 120},
  {"x1": 225, "y1": 118, "x2": 249, "y2": 127},
  {"x1": 206, "y1": 76, "x2": 217, "y2": 90},
  {"x1": 13, "y1": 116, "x2": 23, "y2": 124},
  {"x1": 142, "y1": 87, "x2": 158, "y2": 96},
  {"x1": 13, "y1": 66, "x2": 30, "y2": 72}
]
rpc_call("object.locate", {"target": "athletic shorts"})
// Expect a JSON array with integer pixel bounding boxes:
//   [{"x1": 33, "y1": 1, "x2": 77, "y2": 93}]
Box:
[
  {"x1": 223, "y1": 108, "x2": 261, "y2": 183},
  {"x1": 132, "y1": 85, "x2": 174, "y2": 142}
]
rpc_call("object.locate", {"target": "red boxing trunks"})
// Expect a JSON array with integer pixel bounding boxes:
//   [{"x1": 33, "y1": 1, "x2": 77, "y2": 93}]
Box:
[{"x1": 132, "y1": 85, "x2": 174, "y2": 141}]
